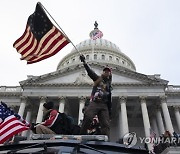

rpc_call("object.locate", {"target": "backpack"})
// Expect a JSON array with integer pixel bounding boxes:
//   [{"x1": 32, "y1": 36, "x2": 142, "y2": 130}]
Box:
[
  {"x1": 56, "y1": 112, "x2": 80, "y2": 135},
  {"x1": 55, "y1": 112, "x2": 72, "y2": 135}
]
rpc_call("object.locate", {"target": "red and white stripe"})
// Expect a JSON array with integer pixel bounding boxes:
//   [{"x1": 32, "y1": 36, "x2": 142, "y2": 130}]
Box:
[
  {"x1": 0, "y1": 115, "x2": 29, "y2": 144},
  {"x1": 42, "y1": 110, "x2": 59, "y2": 127},
  {"x1": 13, "y1": 25, "x2": 69, "y2": 64},
  {"x1": 91, "y1": 31, "x2": 103, "y2": 40}
]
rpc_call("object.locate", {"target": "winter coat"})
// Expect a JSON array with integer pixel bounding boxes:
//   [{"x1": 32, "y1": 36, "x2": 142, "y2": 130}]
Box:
[
  {"x1": 83, "y1": 63, "x2": 112, "y2": 116},
  {"x1": 42, "y1": 109, "x2": 63, "y2": 134}
]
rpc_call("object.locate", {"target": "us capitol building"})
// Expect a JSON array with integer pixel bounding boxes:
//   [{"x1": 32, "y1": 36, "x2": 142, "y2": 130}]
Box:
[{"x1": 1, "y1": 23, "x2": 180, "y2": 150}]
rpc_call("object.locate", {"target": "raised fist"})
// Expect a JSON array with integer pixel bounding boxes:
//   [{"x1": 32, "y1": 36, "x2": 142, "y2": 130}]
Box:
[{"x1": 79, "y1": 54, "x2": 85, "y2": 63}]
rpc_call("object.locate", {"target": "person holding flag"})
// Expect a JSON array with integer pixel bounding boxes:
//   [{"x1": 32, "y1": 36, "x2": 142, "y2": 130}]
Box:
[
  {"x1": 0, "y1": 102, "x2": 30, "y2": 144},
  {"x1": 79, "y1": 55, "x2": 112, "y2": 139}
]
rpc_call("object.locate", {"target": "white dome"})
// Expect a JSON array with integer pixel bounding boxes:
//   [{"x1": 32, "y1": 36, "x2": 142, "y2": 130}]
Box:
[
  {"x1": 73, "y1": 39, "x2": 122, "y2": 54},
  {"x1": 57, "y1": 24, "x2": 136, "y2": 71},
  {"x1": 57, "y1": 38, "x2": 136, "y2": 71}
]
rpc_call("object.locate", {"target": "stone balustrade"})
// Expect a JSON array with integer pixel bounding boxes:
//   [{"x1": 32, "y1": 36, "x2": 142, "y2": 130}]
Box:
[
  {"x1": 165, "y1": 85, "x2": 180, "y2": 92},
  {"x1": 0, "y1": 86, "x2": 22, "y2": 92}
]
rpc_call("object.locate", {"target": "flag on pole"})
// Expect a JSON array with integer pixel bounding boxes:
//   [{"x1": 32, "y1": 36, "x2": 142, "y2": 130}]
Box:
[
  {"x1": 0, "y1": 102, "x2": 29, "y2": 144},
  {"x1": 90, "y1": 29, "x2": 103, "y2": 40},
  {"x1": 13, "y1": 2, "x2": 70, "y2": 64},
  {"x1": 89, "y1": 21, "x2": 103, "y2": 40}
]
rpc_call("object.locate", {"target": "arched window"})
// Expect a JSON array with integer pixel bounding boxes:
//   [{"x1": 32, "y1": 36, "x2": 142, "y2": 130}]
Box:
[
  {"x1": 86, "y1": 55, "x2": 89, "y2": 60},
  {"x1": 109, "y1": 56, "x2": 112, "y2": 61},
  {"x1": 94, "y1": 54, "x2": 97, "y2": 60},
  {"x1": 116, "y1": 58, "x2": 119, "y2": 63},
  {"x1": 72, "y1": 58, "x2": 75, "y2": 62},
  {"x1": 102, "y1": 55, "x2": 105, "y2": 60}
]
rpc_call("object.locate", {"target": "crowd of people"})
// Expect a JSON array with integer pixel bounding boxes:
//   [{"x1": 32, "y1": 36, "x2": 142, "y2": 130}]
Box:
[
  {"x1": 153, "y1": 131, "x2": 180, "y2": 153},
  {"x1": 2, "y1": 54, "x2": 112, "y2": 145},
  {"x1": 29, "y1": 54, "x2": 112, "y2": 138},
  {"x1": 3, "y1": 54, "x2": 180, "y2": 154}
]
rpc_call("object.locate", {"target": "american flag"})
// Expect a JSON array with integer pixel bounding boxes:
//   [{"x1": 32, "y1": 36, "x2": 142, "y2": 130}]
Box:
[
  {"x1": 0, "y1": 102, "x2": 14, "y2": 123},
  {"x1": 91, "y1": 30, "x2": 103, "y2": 40},
  {"x1": 13, "y1": 2, "x2": 70, "y2": 64},
  {"x1": 0, "y1": 102, "x2": 29, "y2": 144}
]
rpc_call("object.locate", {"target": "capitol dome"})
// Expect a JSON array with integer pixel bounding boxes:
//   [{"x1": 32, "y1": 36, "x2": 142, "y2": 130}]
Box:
[{"x1": 57, "y1": 22, "x2": 136, "y2": 72}]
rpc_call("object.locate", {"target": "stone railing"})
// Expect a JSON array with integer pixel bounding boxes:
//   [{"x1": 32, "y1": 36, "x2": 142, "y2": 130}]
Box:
[
  {"x1": 0, "y1": 86, "x2": 22, "y2": 92},
  {"x1": 165, "y1": 85, "x2": 180, "y2": 92}
]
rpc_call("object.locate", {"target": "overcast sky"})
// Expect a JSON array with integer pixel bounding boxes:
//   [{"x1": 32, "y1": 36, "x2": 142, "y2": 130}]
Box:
[{"x1": 0, "y1": 0, "x2": 180, "y2": 86}]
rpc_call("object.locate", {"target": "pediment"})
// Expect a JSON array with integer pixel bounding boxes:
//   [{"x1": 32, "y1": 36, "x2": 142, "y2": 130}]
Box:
[{"x1": 20, "y1": 64, "x2": 168, "y2": 86}]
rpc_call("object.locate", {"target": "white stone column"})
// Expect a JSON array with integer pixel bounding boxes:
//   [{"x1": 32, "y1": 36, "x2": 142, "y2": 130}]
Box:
[
  {"x1": 22, "y1": 110, "x2": 31, "y2": 136},
  {"x1": 18, "y1": 96, "x2": 27, "y2": 117},
  {"x1": 160, "y1": 96, "x2": 174, "y2": 134},
  {"x1": 174, "y1": 106, "x2": 180, "y2": 132},
  {"x1": 140, "y1": 96, "x2": 151, "y2": 137},
  {"x1": 25, "y1": 111, "x2": 31, "y2": 123},
  {"x1": 78, "y1": 96, "x2": 85, "y2": 125},
  {"x1": 151, "y1": 116, "x2": 159, "y2": 136},
  {"x1": 36, "y1": 97, "x2": 46, "y2": 123},
  {"x1": 156, "y1": 106, "x2": 165, "y2": 135},
  {"x1": 140, "y1": 96, "x2": 152, "y2": 151},
  {"x1": 58, "y1": 96, "x2": 66, "y2": 113},
  {"x1": 118, "y1": 110, "x2": 122, "y2": 139},
  {"x1": 119, "y1": 96, "x2": 129, "y2": 138}
]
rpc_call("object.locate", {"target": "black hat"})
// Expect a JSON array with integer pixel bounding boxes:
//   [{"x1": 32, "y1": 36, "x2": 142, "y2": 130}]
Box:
[
  {"x1": 103, "y1": 67, "x2": 111, "y2": 72},
  {"x1": 43, "y1": 101, "x2": 54, "y2": 110}
]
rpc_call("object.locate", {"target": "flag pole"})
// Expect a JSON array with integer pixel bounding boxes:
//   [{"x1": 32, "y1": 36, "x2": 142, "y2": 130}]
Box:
[{"x1": 39, "y1": 2, "x2": 81, "y2": 55}]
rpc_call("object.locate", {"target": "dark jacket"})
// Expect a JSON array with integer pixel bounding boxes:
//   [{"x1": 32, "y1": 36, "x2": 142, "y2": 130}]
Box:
[
  {"x1": 43, "y1": 109, "x2": 63, "y2": 134},
  {"x1": 83, "y1": 63, "x2": 112, "y2": 116},
  {"x1": 43, "y1": 110, "x2": 79, "y2": 135}
]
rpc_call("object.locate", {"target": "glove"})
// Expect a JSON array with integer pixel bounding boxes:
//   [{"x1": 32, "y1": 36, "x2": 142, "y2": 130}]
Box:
[{"x1": 79, "y1": 54, "x2": 85, "y2": 63}]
